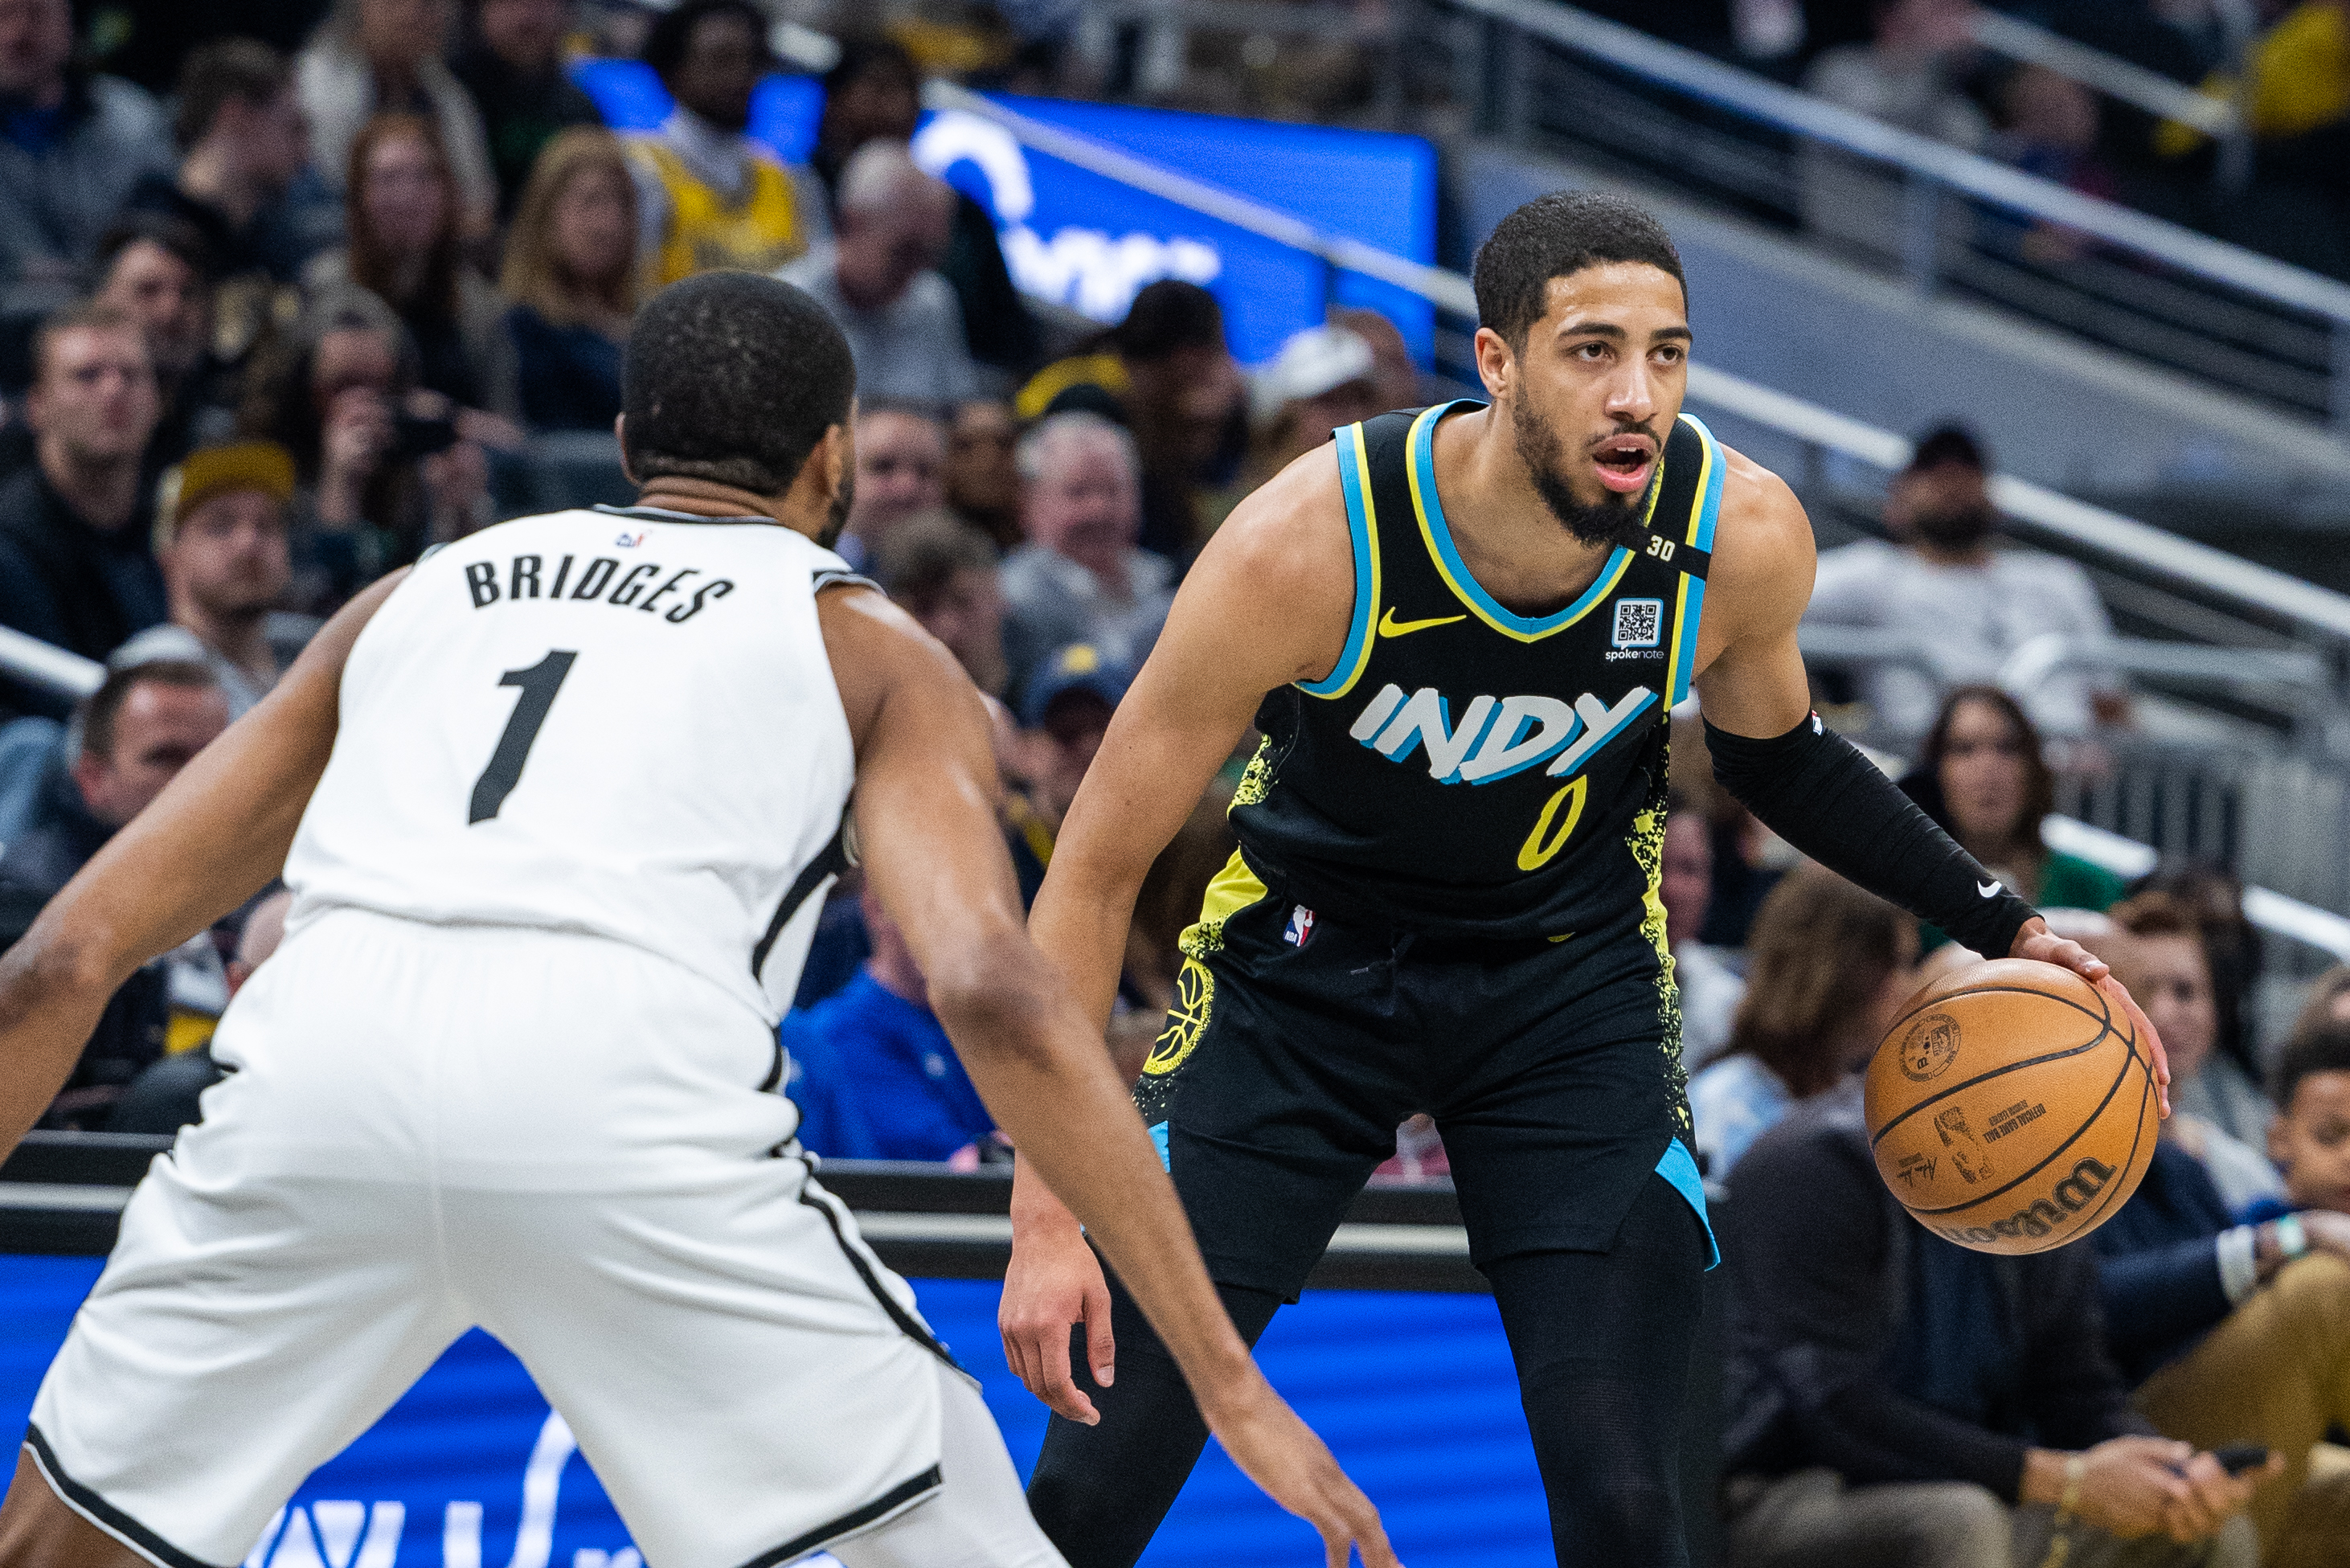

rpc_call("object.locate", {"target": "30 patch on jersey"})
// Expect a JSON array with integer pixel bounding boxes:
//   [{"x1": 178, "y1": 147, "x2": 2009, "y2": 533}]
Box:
[{"x1": 1611, "y1": 598, "x2": 1663, "y2": 649}]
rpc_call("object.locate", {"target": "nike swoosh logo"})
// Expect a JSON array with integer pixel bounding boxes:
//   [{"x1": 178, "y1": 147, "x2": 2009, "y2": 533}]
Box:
[
  {"x1": 1978, "y1": 880, "x2": 2003, "y2": 898},
  {"x1": 1378, "y1": 608, "x2": 1468, "y2": 637}
]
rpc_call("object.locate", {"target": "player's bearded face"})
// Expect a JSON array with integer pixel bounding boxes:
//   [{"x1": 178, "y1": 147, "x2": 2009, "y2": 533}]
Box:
[
  {"x1": 817, "y1": 464, "x2": 855, "y2": 550},
  {"x1": 1509, "y1": 389, "x2": 1651, "y2": 551}
]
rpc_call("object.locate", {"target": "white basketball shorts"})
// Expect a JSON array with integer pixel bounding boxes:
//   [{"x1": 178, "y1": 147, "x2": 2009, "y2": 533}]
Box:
[{"x1": 26, "y1": 907, "x2": 1058, "y2": 1568}]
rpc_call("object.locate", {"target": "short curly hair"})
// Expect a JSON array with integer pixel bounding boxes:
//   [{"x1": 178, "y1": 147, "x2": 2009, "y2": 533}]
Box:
[
  {"x1": 1472, "y1": 190, "x2": 1686, "y2": 350},
  {"x1": 623, "y1": 272, "x2": 855, "y2": 497}
]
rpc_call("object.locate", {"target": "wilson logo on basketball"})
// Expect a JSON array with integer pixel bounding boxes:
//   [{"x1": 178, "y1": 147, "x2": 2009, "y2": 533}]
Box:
[
  {"x1": 1899, "y1": 1013, "x2": 1959, "y2": 1081},
  {"x1": 1933, "y1": 1157, "x2": 2117, "y2": 1247},
  {"x1": 1865, "y1": 957, "x2": 2159, "y2": 1255}
]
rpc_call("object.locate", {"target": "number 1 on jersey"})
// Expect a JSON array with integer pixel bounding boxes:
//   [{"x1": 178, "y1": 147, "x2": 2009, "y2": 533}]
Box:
[{"x1": 469, "y1": 650, "x2": 576, "y2": 824}]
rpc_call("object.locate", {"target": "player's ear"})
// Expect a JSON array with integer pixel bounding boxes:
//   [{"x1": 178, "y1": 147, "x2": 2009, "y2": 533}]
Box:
[
  {"x1": 1473, "y1": 325, "x2": 1513, "y2": 402},
  {"x1": 612, "y1": 414, "x2": 637, "y2": 484},
  {"x1": 820, "y1": 420, "x2": 852, "y2": 504}
]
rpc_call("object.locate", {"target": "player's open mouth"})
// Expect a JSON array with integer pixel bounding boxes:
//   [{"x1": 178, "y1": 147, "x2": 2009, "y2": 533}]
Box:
[{"x1": 1591, "y1": 437, "x2": 1656, "y2": 495}]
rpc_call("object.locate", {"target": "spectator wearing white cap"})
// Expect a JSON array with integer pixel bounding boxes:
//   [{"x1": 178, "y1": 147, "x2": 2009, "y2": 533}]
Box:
[
  {"x1": 154, "y1": 440, "x2": 317, "y2": 718},
  {"x1": 1243, "y1": 321, "x2": 1385, "y2": 492}
]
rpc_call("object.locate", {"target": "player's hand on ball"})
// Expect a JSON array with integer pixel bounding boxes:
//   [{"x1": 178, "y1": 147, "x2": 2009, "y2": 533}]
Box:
[
  {"x1": 1000, "y1": 1222, "x2": 1115, "y2": 1423},
  {"x1": 1200, "y1": 1369, "x2": 1402, "y2": 1568},
  {"x1": 2008, "y1": 916, "x2": 2172, "y2": 1118}
]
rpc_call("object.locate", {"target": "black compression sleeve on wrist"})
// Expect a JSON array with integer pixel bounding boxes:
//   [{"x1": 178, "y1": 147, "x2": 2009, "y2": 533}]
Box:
[{"x1": 1704, "y1": 713, "x2": 2038, "y2": 959}]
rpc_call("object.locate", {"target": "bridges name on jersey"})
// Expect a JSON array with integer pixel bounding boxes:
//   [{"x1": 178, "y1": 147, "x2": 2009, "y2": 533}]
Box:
[{"x1": 1346, "y1": 681, "x2": 1659, "y2": 787}]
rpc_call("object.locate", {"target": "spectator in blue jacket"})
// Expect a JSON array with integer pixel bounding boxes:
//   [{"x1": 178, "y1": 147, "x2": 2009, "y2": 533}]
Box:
[
  {"x1": 2088, "y1": 908, "x2": 2350, "y2": 1563},
  {"x1": 780, "y1": 882, "x2": 996, "y2": 1164}
]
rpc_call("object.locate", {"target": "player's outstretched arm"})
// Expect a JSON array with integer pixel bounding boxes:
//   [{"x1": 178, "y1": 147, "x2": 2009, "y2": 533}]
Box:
[
  {"x1": 0, "y1": 572, "x2": 407, "y2": 1158},
  {"x1": 998, "y1": 452, "x2": 1355, "y2": 1418},
  {"x1": 824, "y1": 583, "x2": 1398, "y2": 1568},
  {"x1": 1689, "y1": 455, "x2": 2170, "y2": 1107}
]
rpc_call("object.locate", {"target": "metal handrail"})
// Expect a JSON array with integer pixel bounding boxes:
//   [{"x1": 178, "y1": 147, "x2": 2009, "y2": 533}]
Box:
[
  {"x1": 2042, "y1": 814, "x2": 2350, "y2": 960},
  {"x1": 928, "y1": 84, "x2": 2350, "y2": 650},
  {"x1": 1443, "y1": 0, "x2": 2350, "y2": 330},
  {"x1": 0, "y1": 625, "x2": 101, "y2": 702},
  {"x1": 1965, "y1": 10, "x2": 2233, "y2": 137},
  {"x1": 1796, "y1": 624, "x2": 2332, "y2": 694}
]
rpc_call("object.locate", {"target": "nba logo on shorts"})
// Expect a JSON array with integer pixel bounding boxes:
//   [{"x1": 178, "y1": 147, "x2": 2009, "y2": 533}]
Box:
[
  {"x1": 1611, "y1": 599, "x2": 1663, "y2": 649},
  {"x1": 1284, "y1": 905, "x2": 1316, "y2": 947}
]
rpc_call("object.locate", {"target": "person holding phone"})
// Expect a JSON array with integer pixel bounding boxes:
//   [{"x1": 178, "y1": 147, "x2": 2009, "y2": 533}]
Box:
[{"x1": 1722, "y1": 1081, "x2": 2280, "y2": 1568}]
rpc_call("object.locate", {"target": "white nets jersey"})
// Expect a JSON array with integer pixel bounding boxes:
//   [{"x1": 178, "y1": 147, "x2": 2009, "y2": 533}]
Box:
[{"x1": 285, "y1": 504, "x2": 863, "y2": 1023}]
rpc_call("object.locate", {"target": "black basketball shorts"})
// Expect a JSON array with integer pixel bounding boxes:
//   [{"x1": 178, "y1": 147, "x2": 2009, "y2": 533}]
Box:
[{"x1": 1133, "y1": 852, "x2": 1716, "y2": 1300}]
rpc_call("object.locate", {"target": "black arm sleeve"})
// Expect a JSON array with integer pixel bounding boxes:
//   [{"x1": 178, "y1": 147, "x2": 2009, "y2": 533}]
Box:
[{"x1": 1705, "y1": 714, "x2": 2038, "y2": 959}]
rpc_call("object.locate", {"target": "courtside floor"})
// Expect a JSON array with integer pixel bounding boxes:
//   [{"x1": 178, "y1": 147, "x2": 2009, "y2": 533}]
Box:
[{"x1": 2, "y1": 1257, "x2": 1550, "y2": 1566}]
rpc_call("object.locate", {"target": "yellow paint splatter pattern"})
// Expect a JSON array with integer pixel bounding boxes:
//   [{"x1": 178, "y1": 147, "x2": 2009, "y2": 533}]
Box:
[
  {"x1": 1627, "y1": 755, "x2": 1693, "y2": 1137},
  {"x1": 1230, "y1": 735, "x2": 1276, "y2": 811}
]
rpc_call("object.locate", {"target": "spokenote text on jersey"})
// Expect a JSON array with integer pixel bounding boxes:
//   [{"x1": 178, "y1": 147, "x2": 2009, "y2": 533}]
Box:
[
  {"x1": 461, "y1": 552, "x2": 735, "y2": 623},
  {"x1": 1345, "y1": 682, "x2": 1658, "y2": 786}
]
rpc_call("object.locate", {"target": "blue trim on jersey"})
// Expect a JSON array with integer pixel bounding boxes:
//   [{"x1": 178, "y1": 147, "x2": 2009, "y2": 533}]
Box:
[
  {"x1": 1149, "y1": 1120, "x2": 1172, "y2": 1172},
  {"x1": 1681, "y1": 412, "x2": 1726, "y2": 551},
  {"x1": 1668, "y1": 413, "x2": 1726, "y2": 706},
  {"x1": 1410, "y1": 401, "x2": 1632, "y2": 641},
  {"x1": 1654, "y1": 1137, "x2": 1719, "y2": 1270},
  {"x1": 1299, "y1": 428, "x2": 1380, "y2": 698}
]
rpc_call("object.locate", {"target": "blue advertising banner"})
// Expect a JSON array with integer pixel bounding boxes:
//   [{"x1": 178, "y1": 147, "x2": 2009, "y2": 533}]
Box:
[
  {"x1": 2, "y1": 1257, "x2": 1549, "y2": 1566},
  {"x1": 567, "y1": 65, "x2": 1437, "y2": 368}
]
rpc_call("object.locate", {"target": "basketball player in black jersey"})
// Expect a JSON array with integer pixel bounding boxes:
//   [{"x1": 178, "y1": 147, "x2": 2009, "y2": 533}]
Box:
[{"x1": 998, "y1": 194, "x2": 2172, "y2": 1566}]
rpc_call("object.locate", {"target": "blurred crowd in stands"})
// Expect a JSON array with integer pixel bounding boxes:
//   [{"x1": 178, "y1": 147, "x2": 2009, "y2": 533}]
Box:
[
  {"x1": 1108, "y1": 0, "x2": 2350, "y2": 283},
  {"x1": 5, "y1": 2, "x2": 2350, "y2": 1563}
]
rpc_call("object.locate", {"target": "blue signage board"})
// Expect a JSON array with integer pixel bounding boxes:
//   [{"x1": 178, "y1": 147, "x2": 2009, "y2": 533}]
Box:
[
  {"x1": 2, "y1": 1256, "x2": 1546, "y2": 1567},
  {"x1": 567, "y1": 66, "x2": 1438, "y2": 367}
]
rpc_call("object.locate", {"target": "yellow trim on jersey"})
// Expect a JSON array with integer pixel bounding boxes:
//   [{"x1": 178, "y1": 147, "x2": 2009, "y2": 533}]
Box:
[
  {"x1": 1662, "y1": 569, "x2": 1697, "y2": 721},
  {"x1": 1404, "y1": 403, "x2": 1646, "y2": 645}
]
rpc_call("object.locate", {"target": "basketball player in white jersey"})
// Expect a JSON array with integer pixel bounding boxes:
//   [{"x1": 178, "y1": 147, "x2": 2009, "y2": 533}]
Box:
[{"x1": 0, "y1": 274, "x2": 1398, "y2": 1568}]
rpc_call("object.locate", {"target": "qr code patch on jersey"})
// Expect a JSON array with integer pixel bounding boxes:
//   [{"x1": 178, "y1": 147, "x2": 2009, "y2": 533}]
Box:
[{"x1": 1611, "y1": 597, "x2": 1664, "y2": 649}]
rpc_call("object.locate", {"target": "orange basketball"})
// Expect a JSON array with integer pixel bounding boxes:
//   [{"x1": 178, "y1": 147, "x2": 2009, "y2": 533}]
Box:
[{"x1": 1864, "y1": 958, "x2": 2157, "y2": 1255}]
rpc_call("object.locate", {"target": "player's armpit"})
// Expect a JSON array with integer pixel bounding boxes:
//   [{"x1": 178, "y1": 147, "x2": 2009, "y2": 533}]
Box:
[
  {"x1": 0, "y1": 571, "x2": 407, "y2": 1159},
  {"x1": 1688, "y1": 453, "x2": 1816, "y2": 740},
  {"x1": 998, "y1": 445, "x2": 1361, "y2": 1394},
  {"x1": 1039, "y1": 449, "x2": 1356, "y2": 1032}
]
